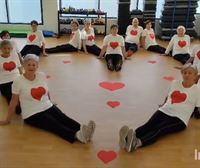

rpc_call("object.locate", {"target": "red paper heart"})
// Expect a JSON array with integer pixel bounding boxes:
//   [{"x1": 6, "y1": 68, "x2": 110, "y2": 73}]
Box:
[
  {"x1": 197, "y1": 51, "x2": 200, "y2": 60},
  {"x1": 107, "y1": 101, "x2": 120, "y2": 108},
  {"x1": 148, "y1": 60, "x2": 157, "y2": 64},
  {"x1": 88, "y1": 35, "x2": 94, "y2": 41},
  {"x1": 31, "y1": 87, "x2": 46, "y2": 101},
  {"x1": 178, "y1": 40, "x2": 186, "y2": 48},
  {"x1": 97, "y1": 150, "x2": 117, "y2": 164},
  {"x1": 63, "y1": 61, "x2": 71, "y2": 64},
  {"x1": 150, "y1": 33, "x2": 155, "y2": 39},
  {"x1": 28, "y1": 34, "x2": 36, "y2": 42},
  {"x1": 99, "y1": 82, "x2": 125, "y2": 91},
  {"x1": 131, "y1": 30, "x2": 138, "y2": 36},
  {"x1": 110, "y1": 42, "x2": 119, "y2": 49},
  {"x1": 46, "y1": 75, "x2": 51, "y2": 79},
  {"x1": 171, "y1": 91, "x2": 187, "y2": 104},
  {"x1": 3, "y1": 61, "x2": 16, "y2": 71},
  {"x1": 163, "y1": 76, "x2": 175, "y2": 81}
]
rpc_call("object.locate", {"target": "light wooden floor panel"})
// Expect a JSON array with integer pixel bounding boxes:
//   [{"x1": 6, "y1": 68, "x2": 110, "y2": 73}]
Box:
[{"x1": 0, "y1": 37, "x2": 200, "y2": 168}]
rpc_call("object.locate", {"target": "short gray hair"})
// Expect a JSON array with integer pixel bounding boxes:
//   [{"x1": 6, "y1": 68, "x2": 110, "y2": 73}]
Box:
[
  {"x1": 24, "y1": 54, "x2": 39, "y2": 63},
  {"x1": 0, "y1": 40, "x2": 12, "y2": 49},
  {"x1": 181, "y1": 63, "x2": 198, "y2": 74}
]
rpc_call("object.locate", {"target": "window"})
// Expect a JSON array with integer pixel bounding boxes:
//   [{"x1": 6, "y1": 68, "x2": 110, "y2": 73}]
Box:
[
  {"x1": 130, "y1": 0, "x2": 143, "y2": 11},
  {"x1": 0, "y1": 0, "x2": 43, "y2": 24},
  {"x1": 100, "y1": 0, "x2": 118, "y2": 17},
  {"x1": 197, "y1": 0, "x2": 200, "y2": 14}
]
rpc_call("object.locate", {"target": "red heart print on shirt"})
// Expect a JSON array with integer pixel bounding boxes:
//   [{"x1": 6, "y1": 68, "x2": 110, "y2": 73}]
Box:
[
  {"x1": 197, "y1": 51, "x2": 200, "y2": 60},
  {"x1": 131, "y1": 30, "x2": 138, "y2": 36},
  {"x1": 31, "y1": 87, "x2": 46, "y2": 101},
  {"x1": 178, "y1": 40, "x2": 187, "y2": 48},
  {"x1": 97, "y1": 150, "x2": 117, "y2": 164},
  {"x1": 3, "y1": 61, "x2": 16, "y2": 71},
  {"x1": 171, "y1": 91, "x2": 187, "y2": 104},
  {"x1": 88, "y1": 35, "x2": 94, "y2": 41},
  {"x1": 110, "y1": 42, "x2": 119, "y2": 49},
  {"x1": 99, "y1": 82, "x2": 125, "y2": 91},
  {"x1": 28, "y1": 34, "x2": 36, "y2": 42},
  {"x1": 150, "y1": 33, "x2": 155, "y2": 39},
  {"x1": 107, "y1": 101, "x2": 120, "y2": 108}
]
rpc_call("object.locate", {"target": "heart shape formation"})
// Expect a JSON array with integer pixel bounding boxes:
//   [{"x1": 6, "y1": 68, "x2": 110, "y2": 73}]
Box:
[
  {"x1": 3, "y1": 61, "x2": 16, "y2": 71},
  {"x1": 63, "y1": 60, "x2": 71, "y2": 64},
  {"x1": 28, "y1": 34, "x2": 36, "y2": 42},
  {"x1": 107, "y1": 101, "x2": 120, "y2": 108},
  {"x1": 178, "y1": 40, "x2": 187, "y2": 48},
  {"x1": 99, "y1": 82, "x2": 125, "y2": 91},
  {"x1": 148, "y1": 60, "x2": 157, "y2": 64},
  {"x1": 163, "y1": 76, "x2": 175, "y2": 82},
  {"x1": 110, "y1": 42, "x2": 119, "y2": 49},
  {"x1": 171, "y1": 90, "x2": 187, "y2": 104},
  {"x1": 97, "y1": 150, "x2": 117, "y2": 164},
  {"x1": 31, "y1": 87, "x2": 46, "y2": 101}
]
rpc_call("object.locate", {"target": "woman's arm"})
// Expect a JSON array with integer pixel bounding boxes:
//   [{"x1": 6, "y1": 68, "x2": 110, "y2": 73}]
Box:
[
  {"x1": 82, "y1": 40, "x2": 88, "y2": 54},
  {"x1": 0, "y1": 94, "x2": 19, "y2": 125},
  {"x1": 98, "y1": 46, "x2": 107, "y2": 59},
  {"x1": 42, "y1": 42, "x2": 48, "y2": 56},
  {"x1": 141, "y1": 36, "x2": 146, "y2": 49}
]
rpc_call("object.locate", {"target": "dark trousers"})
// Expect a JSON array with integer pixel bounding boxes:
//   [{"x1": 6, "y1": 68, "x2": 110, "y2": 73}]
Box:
[
  {"x1": 24, "y1": 105, "x2": 81, "y2": 143},
  {"x1": 86, "y1": 45, "x2": 101, "y2": 56},
  {"x1": 21, "y1": 45, "x2": 42, "y2": 57},
  {"x1": 135, "y1": 110, "x2": 186, "y2": 146},
  {"x1": 105, "y1": 54, "x2": 123, "y2": 70},
  {"x1": 147, "y1": 45, "x2": 166, "y2": 54},
  {"x1": 173, "y1": 53, "x2": 190, "y2": 65},
  {"x1": 125, "y1": 42, "x2": 138, "y2": 53},
  {"x1": 0, "y1": 82, "x2": 21, "y2": 114},
  {"x1": 45, "y1": 44, "x2": 77, "y2": 53}
]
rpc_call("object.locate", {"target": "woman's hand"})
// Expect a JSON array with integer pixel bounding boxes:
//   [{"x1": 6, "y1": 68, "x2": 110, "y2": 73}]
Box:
[{"x1": 0, "y1": 120, "x2": 10, "y2": 126}]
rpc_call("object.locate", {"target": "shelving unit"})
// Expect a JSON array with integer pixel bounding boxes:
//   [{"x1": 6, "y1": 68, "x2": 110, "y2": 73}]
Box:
[
  {"x1": 58, "y1": 10, "x2": 107, "y2": 36},
  {"x1": 160, "y1": 0, "x2": 198, "y2": 40}
]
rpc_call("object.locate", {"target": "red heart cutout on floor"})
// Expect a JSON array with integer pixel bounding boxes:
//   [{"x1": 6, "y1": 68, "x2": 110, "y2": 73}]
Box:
[
  {"x1": 107, "y1": 101, "x2": 120, "y2": 108},
  {"x1": 3, "y1": 61, "x2": 16, "y2": 71},
  {"x1": 163, "y1": 76, "x2": 175, "y2": 81},
  {"x1": 46, "y1": 75, "x2": 51, "y2": 79},
  {"x1": 197, "y1": 51, "x2": 200, "y2": 60},
  {"x1": 63, "y1": 61, "x2": 71, "y2": 64},
  {"x1": 88, "y1": 35, "x2": 94, "y2": 41},
  {"x1": 131, "y1": 30, "x2": 138, "y2": 36},
  {"x1": 99, "y1": 82, "x2": 125, "y2": 91},
  {"x1": 171, "y1": 90, "x2": 187, "y2": 104},
  {"x1": 110, "y1": 42, "x2": 119, "y2": 49},
  {"x1": 150, "y1": 33, "x2": 155, "y2": 39},
  {"x1": 28, "y1": 34, "x2": 36, "y2": 42},
  {"x1": 97, "y1": 150, "x2": 117, "y2": 164},
  {"x1": 178, "y1": 40, "x2": 186, "y2": 48},
  {"x1": 31, "y1": 87, "x2": 46, "y2": 101},
  {"x1": 148, "y1": 60, "x2": 157, "y2": 64}
]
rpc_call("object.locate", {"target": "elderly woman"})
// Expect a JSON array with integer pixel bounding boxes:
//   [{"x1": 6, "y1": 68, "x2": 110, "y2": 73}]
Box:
[
  {"x1": 164, "y1": 25, "x2": 191, "y2": 64},
  {"x1": 81, "y1": 19, "x2": 101, "y2": 56},
  {"x1": 125, "y1": 18, "x2": 143, "y2": 57},
  {"x1": 119, "y1": 63, "x2": 200, "y2": 152},
  {"x1": 0, "y1": 54, "x2": 95, "y2": 144}
]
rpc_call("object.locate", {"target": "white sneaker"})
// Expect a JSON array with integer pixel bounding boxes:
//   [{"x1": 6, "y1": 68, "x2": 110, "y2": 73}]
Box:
[
  {"x1": 125, "y1": 129, "x2": 137, "y2": 152},
  {"x1": 119, "y1": 125, "x2": 129, "y2": 149},
  {"x1": 87, "y1": 120, "x2": 96, "y2": 141},
  {"x1": 76, "y1": 125, "x2": 89, "y2": 144}
]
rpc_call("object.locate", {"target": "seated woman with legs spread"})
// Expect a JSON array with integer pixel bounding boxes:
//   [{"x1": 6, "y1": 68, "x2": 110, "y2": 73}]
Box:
[
  {"x1": 0, "y1": 54, "x2": 96, "y2": 144},
  {"x1": 119, "y1": 63, "x2": 200, "y2": 152},
  {"x1": 20, "y1": 20, "x2": 47, "y2": 57},
  {"x1": 98, "y1": 24, "x2": 126, "y2": 72}
]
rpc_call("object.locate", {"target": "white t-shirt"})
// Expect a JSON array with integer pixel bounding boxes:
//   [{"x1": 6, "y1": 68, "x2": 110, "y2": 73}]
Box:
[
  {"x1": 26, "y1": 30, "x2": 45, "y2": 47},
  {"x1": 159, "y1": 80, "x2": 200, "y2": 126},
  {"x1": 125, "y1": 25, "x2": 143, "y2": 45},
  {"x1": 69, "y1": 29, "x2": 82, "y2": 50},
  {"x1": 191, "y1": 45, "x2": 200, "y2": 75},
  {"x1": 103, "y1": 34, "x2": 125, "y2": 56},
  {"x1": 165, "y1": 35, "x2": 191, "y2": 56},
  {"x1": 12, "y1": 72, "x2": 53, "y2": 119},
  {"x1": 0, "y1": 53, "x2": 21, "y2": 84},
  {"x1": 142, "y1": 28, "x2": 157, "y2": 49},
  {"x1": 81, "y1": 28, "x2": 95, "y2": 46}
]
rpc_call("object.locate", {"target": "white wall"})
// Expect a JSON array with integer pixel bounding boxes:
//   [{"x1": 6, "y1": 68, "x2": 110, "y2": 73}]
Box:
[{"x1": 0, "y1": 0, "x2": 58, "y2": 33}]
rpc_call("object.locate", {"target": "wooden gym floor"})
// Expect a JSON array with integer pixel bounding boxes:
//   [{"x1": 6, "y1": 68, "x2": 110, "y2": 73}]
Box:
[{"x1": 0, "y1": 36, "x2": 200, "y2": 168}]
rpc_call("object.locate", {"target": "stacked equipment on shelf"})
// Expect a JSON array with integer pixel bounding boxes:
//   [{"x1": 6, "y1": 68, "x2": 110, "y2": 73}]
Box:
[{"x1": 160, "y1": 0, "x2": 198, "y2": 40}]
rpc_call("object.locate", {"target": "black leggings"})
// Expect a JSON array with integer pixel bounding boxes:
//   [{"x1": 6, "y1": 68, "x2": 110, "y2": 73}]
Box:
[
  {"x1": 173, "y1": 53, "x2": 190, "y2": 65},
  {"x1": 45, "y1": 44, "x2": 78, "y2": 53},
  {"x1": 105, "y1": 54, "x2": 123, "y2": 70},
  {"x1": 21, "y1": 45, "x2": 42, "y2": 57},
  {"x1": 135, "y1": 110, "x2": 186, "y2": 146},
  {"x1": 0, "y1": 82, "x2": 21, "y2": 114},
  {"x1": 86, "y1": 45, "x2": 101, "y2": 56},
  {"x1": 147, "y1": 45, "x2": 166, "y2": 54},
  {"x1": 125, "y1": 42, "x2": 138, "y2": 53},
  {"x1": 24, "y1": 105, "x2": 81, "y2": 143}
]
